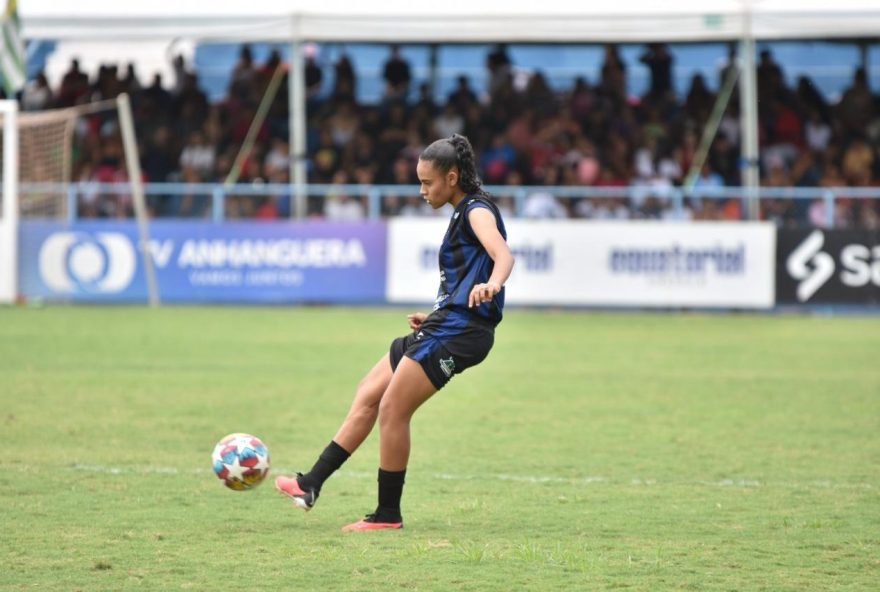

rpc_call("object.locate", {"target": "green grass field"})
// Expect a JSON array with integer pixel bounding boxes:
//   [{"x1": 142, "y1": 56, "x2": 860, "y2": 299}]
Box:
[{"x1": 1, "y1": 306, "x2": 879, "y2": 591}]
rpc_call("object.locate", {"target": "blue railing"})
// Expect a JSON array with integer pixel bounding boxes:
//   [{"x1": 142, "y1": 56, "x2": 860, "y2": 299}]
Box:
[{"x1": 18, "y1": 182, "x2": 880, "y2": 226}]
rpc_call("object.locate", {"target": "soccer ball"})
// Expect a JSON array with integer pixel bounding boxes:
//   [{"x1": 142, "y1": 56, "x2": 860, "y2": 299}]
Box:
[{"x1": 211, "y1": 433, "x2": 271, "y2": 491}]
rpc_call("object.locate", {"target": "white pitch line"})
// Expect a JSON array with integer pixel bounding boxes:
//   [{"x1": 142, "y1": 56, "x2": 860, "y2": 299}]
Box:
[{"x1": 60, "y1": 464, "x2": 875, "y2": 490}]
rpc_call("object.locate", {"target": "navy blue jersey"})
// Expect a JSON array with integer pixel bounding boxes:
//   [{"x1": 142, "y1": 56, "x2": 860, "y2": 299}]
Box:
[{"x1": 424, "y1": 195, "x2": 507, "y2": 331}]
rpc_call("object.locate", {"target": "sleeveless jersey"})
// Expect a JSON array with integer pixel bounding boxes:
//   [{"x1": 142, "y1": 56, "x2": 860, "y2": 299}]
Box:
[{"x1": 423, "y1": 195, "x2": 507, "y2": 334}]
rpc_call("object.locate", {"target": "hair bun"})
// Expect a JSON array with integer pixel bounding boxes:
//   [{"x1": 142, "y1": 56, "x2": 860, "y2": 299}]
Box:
[{"x1": 421, "y1": 134, "x2": 485, "y2": 196}]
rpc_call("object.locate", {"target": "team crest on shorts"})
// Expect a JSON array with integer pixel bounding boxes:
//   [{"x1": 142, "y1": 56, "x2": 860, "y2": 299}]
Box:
[{"x1": 439, "y1": 357, "x2": 455, "y2": 378}]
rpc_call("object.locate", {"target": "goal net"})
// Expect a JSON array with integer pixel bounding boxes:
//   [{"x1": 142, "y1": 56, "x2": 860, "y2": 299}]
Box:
[
  {"x1": 0, "y1": 97, "x2": 159, "y2": 305},
  {"x1": 0, "y1": 99, "x2": 119, "y2": 219}
]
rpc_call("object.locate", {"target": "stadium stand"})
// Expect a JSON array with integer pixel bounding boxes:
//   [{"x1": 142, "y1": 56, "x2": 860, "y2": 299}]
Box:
[{"x1": 11, "y1": 43, "x2": 880, "y2": 227}]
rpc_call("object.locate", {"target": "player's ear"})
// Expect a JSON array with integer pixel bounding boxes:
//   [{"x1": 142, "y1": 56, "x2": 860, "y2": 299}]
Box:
[{"x1": 448, "y1": 169, "x2": 458, "y2": 186}]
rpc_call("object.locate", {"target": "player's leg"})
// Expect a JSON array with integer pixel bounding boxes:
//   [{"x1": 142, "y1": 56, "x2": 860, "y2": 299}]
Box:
[
  {"x1": 377, "y1": 356, "x2": 437, "y2": 470},
  {"x1": 343, "y1": 356, "x2": 437, "y2": 531},
  {"x1": 332, "y1": 353, "x2": 394, "y2": 451},
  {"x1": 276, "y1": 353, "x2": 393, "y2": 511}
]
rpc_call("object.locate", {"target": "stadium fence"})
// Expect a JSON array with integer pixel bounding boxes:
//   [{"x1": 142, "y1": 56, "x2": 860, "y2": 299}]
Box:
[{"x1": 18, "y1": 182, "x2": 880, "y2": 226}]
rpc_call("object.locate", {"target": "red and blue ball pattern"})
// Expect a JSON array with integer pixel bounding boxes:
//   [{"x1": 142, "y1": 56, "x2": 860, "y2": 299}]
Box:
[{"x1": 211, "y1": 433, "x2": 270, "y2": 491}]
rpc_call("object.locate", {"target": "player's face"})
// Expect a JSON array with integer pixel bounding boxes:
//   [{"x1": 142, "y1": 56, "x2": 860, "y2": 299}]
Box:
[{"x1": 417, "y1": 159, "x2": 459, "y2": 209}]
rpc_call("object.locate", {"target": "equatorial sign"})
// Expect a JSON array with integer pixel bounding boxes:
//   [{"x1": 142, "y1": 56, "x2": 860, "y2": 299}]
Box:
[{"x1": 388, "y1": 220, "x2": 776, "y2": 309}]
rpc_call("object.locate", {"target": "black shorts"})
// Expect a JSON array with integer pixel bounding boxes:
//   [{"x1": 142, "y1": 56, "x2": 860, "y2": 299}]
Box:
[{"x1": 389, "y1": 326, "x2": 494, "y2": 390}]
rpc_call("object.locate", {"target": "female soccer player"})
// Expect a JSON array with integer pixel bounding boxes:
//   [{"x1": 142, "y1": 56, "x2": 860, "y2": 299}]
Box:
[{"x1": 275, "y1": 133, "x2": 514, "y2": 531}]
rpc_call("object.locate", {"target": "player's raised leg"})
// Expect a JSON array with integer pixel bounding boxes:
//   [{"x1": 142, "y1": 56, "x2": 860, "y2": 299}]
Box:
[
  {"x1": 276, "y1": 353, "x2": 393, "y2": 511},
  {"x1": 343, "y1": 356, "x2": 437, "y2": 531}
]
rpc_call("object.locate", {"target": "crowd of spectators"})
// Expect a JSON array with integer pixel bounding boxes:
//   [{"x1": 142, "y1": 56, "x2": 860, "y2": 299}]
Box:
[{"x1": 16, "y1": 42, "x2": 880, "y2": 227}]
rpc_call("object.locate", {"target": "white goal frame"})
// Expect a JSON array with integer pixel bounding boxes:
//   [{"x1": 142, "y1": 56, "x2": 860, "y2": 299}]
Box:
[
  {"x1": 0, "y1": 99, "x2": 18, "y2": 304},
  {"x1": 0, "y1": 96, "x2": 159, "y2": 306}
]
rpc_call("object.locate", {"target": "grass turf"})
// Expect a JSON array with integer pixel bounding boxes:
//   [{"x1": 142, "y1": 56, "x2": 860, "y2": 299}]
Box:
[{"x1": 1, "y1": 306, "x2": 878, "y2": 590}]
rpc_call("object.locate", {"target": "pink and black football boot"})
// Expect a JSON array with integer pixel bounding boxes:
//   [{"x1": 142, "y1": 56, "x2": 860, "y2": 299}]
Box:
[
  {"x1": 274, "y1": 473, "x2": 318, "y2": 511},
  {"x1": 342, "y1": 513, "x2": 403, "y2": 531}
]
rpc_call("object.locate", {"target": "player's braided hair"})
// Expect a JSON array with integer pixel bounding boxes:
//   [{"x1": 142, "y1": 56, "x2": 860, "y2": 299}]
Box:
[{"x1": 420, "y1": 133, "x2": 485, "y2": 196}]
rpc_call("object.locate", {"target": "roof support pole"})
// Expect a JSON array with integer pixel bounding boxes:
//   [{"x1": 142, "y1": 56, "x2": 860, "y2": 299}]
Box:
[
  {"x1": 739, "y1": 6, "x2": 760, "y2": 221},
  {"x1": 289, "y1": 16, "x2": 308, "y2": 219}
]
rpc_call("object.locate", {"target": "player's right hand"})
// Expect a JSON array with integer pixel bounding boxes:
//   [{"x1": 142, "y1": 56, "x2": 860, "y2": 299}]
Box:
[{"x1": 407, "y1": 312, "x2": 427, "y2": 330}]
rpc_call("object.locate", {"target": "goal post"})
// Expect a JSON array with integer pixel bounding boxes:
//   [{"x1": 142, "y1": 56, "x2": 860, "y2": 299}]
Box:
[
  {"x1": 0, "y1": 99, "x2": 18, "y2": 304},
  {"x1": 117, "y1": 93, "x2": 159, "y2": 307},
  {"x1": 0, "y1": 96, "x2": 159, "y2": 305}
]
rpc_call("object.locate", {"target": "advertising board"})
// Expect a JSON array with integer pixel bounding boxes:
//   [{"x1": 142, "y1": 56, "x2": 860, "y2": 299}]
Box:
[
  {"x1": 387, "y1": 220, "x2": 776, "y2": 309},
  {"x1": 19, "y1": 220, "x2": 387, "y2": 303}
]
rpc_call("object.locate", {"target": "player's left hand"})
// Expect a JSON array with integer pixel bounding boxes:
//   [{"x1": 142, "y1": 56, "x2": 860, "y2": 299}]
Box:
[
  {"x1": 407, "y1": 312, "x2": 427, "y2": 330},
  {"x1": 468, "y1": 282, "x2": 500, "y2": 308}
]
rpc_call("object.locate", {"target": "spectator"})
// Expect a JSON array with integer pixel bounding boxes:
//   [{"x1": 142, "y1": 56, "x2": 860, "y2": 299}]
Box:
[
  {"x1": 718, "y1": 102, "x2": 741, "y2": 147},
  {"x1": 174, "y1": 71, "x2": 209, "y2": 129},
  {"x1": 142, "y1": 125, "x2": 176, "y2": 182},
  {"x1": 120, "y1": 63, "x2": 142, "y2": 94},
  {"x1": 179, "y1": 130, "x2": 216, "y2": 180},
  {"x1": 600, "y1": 44, "x2": 627, "y2": 103},
  {"x1": 230, "y1": 44, "x2": 257, "y2": 101},
  {"x1": 333, "y1": 53, "x2": 356, "y2": 103},
  {"x1": 176, "y1": 165, "x2": 210, "y2": 218},
  {"x1": 325, "y1": 171, "x2": 366, "y2": 220},
  {"x1": 433, "y1": 102, "x2": 465, "y2": 139},
  {"x1": 523, "y1": 167, "x2": 568, "y2": 219},
  {"x1": 413, "y1": 82, "x2": 437, "y2": 117},
  {"x1": 841, "y1": 137, "x2": 874, "y2": 185},
  {"x1": 142, "y1": 74, "x2": 172, "y2": 117},
  {"x1": 761, "y1": 99, "x2": 802, "y2": 171},
  {"x1": 796, "y1": 75, "x2": 829, "y2": 122},
  {"x1": 21, "y1": 72, "x2": 53, "y2": 111},
  {"x1": 57, "y1": 58, "x2": 89, "y2": 107},
  {"x1": 310, "y1": 129, "x2": 340, "y2": 183},
  {"x1": 837, "y1": 67, "x2": 874, "y2": 138},
  {"x1": 640, "y1": 43, "x2": 673, "y2": 100},
  {"x1": 382, "y1": 44, "x2": 412, "y2": 100},
  {"x1": 377, "y1": 103, "x2": 409, "y2": 171},
  {"x1": 92, "y1": 64, "x2": 122, "y2": 102},
  {"x1": 480, "y1": 133, "x2": 517, "y2": 184},
  {"x1": 263, "y1": 137, "x2": 290, "y2": 178},
  {"x1": 486, "y1": 43, "x2": 512, "y2": 98},
  {"x1": 258, "y1": 49, "x2": 284, "y2": 92},
  {"x1": 397, "y1": 195, "x2": 432, "y2": 217},
  {"x1": 447, "y1": 75, "x2": 477, "y2": 111},
  {"x1": 690, "y1": 163, "x2": 726, "y2": 218},
  {"x1": 349, "y1": 132, "x2": 381, "y2": 179},
  {"x1": 717, "y1": 42, "x2": 738, "y2": 93},
  {"x1": 804, "y1": 108, "x2": 832, "y2": 153},
  {"x1": 757, "y1": 49, "x2": 784, "y2": 103},
  {"x1": 709, "y1": 133, "x2": 740, "y2": 186},
  {"x1": 524, "y1": 71, "x2": 556, "y2": 118},
  {"x1": 684, "y1": 73, "x2": 715, "y2": 122},
  {"x1": 327, "y1": 101, "x2": 360, "y2": 147},
  {"x1": 568, "y1": 76, "x2": 595, "y2": 120},
  {"x1": 171, "y1": 54, "x2": 188, "y2": 97},
  {"x1": 304, "y1": 45, "x2": 323, "y2": 99}
]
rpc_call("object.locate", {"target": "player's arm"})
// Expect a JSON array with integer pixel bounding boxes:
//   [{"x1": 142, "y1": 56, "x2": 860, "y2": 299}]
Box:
[{"x1": 467, "y1": 207, "x2": 515, "y2": 308}]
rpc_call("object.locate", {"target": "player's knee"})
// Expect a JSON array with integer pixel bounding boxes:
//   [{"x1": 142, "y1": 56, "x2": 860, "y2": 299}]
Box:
[
  {"x1": 355, "y1": 378, "x2": 383, "y2": 408},
  {"x1": 377, "y1": 395, "x2": 409, "y2": 428}
]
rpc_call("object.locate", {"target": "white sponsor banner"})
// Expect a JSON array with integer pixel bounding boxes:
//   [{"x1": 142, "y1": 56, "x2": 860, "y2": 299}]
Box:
[{"x1": 387, "y1": 220, "x2": 776, "y2": 308}]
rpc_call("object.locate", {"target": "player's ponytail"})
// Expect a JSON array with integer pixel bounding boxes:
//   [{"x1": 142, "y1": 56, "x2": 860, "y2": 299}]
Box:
[{"x1": 420, "y1": 133, "x2": 485, "y2": 196}]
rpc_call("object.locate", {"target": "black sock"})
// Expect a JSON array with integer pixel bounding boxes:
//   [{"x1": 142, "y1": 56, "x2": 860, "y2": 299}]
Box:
[
  {"x1": 297, "y1": 440, "x2": 350, "y2": 492},
  {"x1": 375, "y1": 468, "x2": 406, "y2": 522}
]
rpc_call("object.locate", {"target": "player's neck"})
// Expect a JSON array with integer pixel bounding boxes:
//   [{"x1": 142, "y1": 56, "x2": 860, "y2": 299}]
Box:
[{"x1": 449, "y1": 191, "x2": 467, "y2": 208}]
